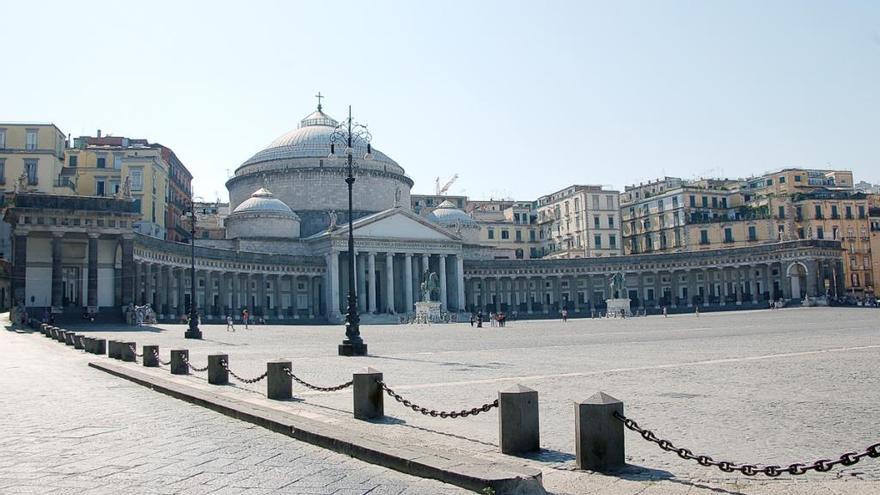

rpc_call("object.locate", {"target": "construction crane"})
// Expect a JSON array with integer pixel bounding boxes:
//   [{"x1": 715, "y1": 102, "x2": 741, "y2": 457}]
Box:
[{"x1": 435, "y1": 173, "x2": 459, "y2": 195}]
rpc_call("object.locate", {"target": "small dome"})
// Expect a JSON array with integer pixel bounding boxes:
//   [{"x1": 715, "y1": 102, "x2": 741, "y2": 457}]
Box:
[
  {"x1": 427, "y1": 200, "x2": 475, "y2": 225},
  {"x1": 232, "y1": 188, "x2": 298, "y2": 216}
]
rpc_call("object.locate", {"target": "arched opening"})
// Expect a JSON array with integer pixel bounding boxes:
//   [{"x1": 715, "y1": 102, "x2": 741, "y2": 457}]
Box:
[{"x1": 786, "y1": 262, "x2": 808, "y2": 299}]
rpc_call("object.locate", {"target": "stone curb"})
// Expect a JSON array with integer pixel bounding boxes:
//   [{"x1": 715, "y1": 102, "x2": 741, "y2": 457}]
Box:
[{"x1": 88, "y1": 360, "x2": 545, "y2": 495}]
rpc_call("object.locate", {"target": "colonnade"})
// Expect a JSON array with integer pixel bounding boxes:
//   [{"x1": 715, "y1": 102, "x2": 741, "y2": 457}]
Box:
[
  {"x1": 465, "y1": 259, "x2": 838, "y2": 314},
  {"x1": 325, "y1": 250, "x2": 466, "y2": 317},
  {"x1": 132, "y1": 261, "x2": 324, "y2": 320}
]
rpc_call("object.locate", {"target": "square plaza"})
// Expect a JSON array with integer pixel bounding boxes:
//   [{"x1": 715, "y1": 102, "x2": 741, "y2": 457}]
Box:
[{"x1": 62, "y1": 307, "x2": 880, "y2": 493}]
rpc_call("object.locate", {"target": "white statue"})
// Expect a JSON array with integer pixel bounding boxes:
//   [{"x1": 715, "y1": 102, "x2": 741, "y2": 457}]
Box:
[
  {"x1": 393, "y1": 187, "x2": 402, "y2": 207},
  {"x1": 121, "y1": 176, "x2": 132, "y2": 198},
  {"x1": 15, "y1": 171, "x2": 27, "y2": 193},
  {"x1": 328, "y1": 210, "x2": 338, "y2": 231}
]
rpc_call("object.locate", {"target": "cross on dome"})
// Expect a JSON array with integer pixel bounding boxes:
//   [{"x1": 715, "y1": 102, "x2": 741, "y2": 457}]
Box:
[{"x1": 315, "y1": 91, "x2": 324, "y2": 111}]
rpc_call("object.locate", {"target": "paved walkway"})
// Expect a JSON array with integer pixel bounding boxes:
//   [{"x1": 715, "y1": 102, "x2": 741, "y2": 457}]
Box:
[
  {"x1": 0, "y1": 320, "x2": 469, "y2": 495},
  {"x1": 57, "y1": 307, "x2": 880, "y2": 494}
]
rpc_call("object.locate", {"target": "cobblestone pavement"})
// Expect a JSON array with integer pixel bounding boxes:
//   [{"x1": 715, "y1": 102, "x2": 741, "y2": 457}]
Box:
[
  {"x1": 0, "y1": 321, "x2": 470, "y2": 495},
  {"x1": 54, "y1": 308, "x2": 880, "y2": 494}
]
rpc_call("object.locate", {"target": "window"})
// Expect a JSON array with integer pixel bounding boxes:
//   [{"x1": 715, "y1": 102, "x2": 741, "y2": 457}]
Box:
[
  {"x1": 712, "y1": 197, "x2": 718, "y2": 208},
  {"x1": 700, "y1": 230, "x2": 709, "y2": 245},
  {"x1": 609, "y1": 234, "x2": 616, "y2": 248},
  {"x1": 660, "y1": 232, "x2": 667, "y2": 248},
  {"x1": 845, "y1": 206, "x2": 852, "y2": 219},
  {"x1": 766, "y1": 179, "x2": 773, "y2": 186},
  {"x1": 645, "y1": 235, "x2": 653, "y2": 251},
  {"x1": 689, "y1": 195, "x2": 696, "y2": 207},
  {"x1": 702, "y1": 196, "x2": 708, "y2": 208},
  {"x1": 814, "y1": 205, "x2": 823, "y2": 219},
  {"x1": 779, "y1": 176, "x2": 786, "y2": 184},
  {"x1": 592, "y1": 195, "x2": 600, "y2": 209},
  {"x1": 748, "y1": 225, "x2": 757, "y2": 241},
  {"x1": 95, "y1": 177, "x2": 106, "y2": 196},
  {"x1": 594, "y1": 234, "x2": 602, "y2": 249},
  {"x1": 25, "y1": 129, "x2": 38, "y2": 150},
  {"x1": 831, "y1": 205, "x2": 839, "y2": 219},
  {"x1": 657, "y1": 199, "x2": 664, "y2": 212},
  {"x1": 69, "y1": 155, "x2": 78, "y2": 167},
  {"x1": 608, "y1": 215, "x2": 615, "y2": 228},
  {"x1": 721, "y1": 197, "x2": 727, "y2": 208},
  {"x1": 501, "y1": 230, "x2": 509, "y2": 240},
  {"x1": 529, "y1": 230, "x2": 536, "y2": 241},
  {"x1": 817, "y1": 227, "x2": 824, "y2": 239},
  {"x1": 97, "y1": 156, "x2": 106, "y2": 168},
  {"x1": 113, "y1": 155, "x2": 122, "y2": 169},
  {"x1": 0, "y1": 129, "x2": 6, "y2": 149},
  {"x1": 594, "y1": 216, "x2": 600, "y2": 228},
  {"x1": 515, "y1": 230, "x2": 522, "y2": 241},
  {"x1": 795, "y1": 175, "x2": 802, "y2": 182},
  {"x1": 672, "y1": 196, "x2": 679, "y2": 208},
  {"x1": 858, "y1": 206, "x2": 865, "y2": 219},
  {"x1": 487, "y1": 229, "x2": 495, "y2": 240},
  {"x1": 0, "y1": 158, "x2": 5, "y2": 184},
  {"x1": 130, "y1": 169, "x2": 143, "y2": 191},
  {"x1": 573, "y1": 198, "x2": 579, "y2": 211},
  {"x1": 606, "y1": 195, "x2": 614, "y2": 209},
  {"x1": 778, "y1": 206, "x2": 785, "y2": 219},
  {"x1": 724, "y1": 228, "x2": 734, "y2": 243},
  {"x1": 24, "y1": 159, "x2": 38, "y2": 185}
]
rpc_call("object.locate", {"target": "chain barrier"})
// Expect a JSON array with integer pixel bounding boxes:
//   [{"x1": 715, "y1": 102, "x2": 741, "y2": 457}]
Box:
[
  {"x1": 220, "y1": 360, "x2": 268, "y2": 384},
  {"x1": 615, "y1": 411, "x2": 880, "y2": 477},
  {"x1": 152, "y1": 350, "x2": 171, "y2": 366},
  {"x1": 128, "y1": 344, "x2": 143, "y2": 358},
  {"x1": 282, "y1": 368, "x2": 352, "y2": 392},
  {"x1": 181, "y1": 354, "x2": 209, "y2": 373},
  {"x1": 378, "y1": 380, "x2": 498, "y2": 419}
]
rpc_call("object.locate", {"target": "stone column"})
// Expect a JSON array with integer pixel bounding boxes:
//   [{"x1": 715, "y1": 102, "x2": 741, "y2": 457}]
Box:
[
  {"x1": 12, "y1": 234, "x2": 27, "y2": 307},
  {"x1": 806, "y1": 260, "x2": 818, "y2": 297},
  {"x1": 670, "y1": 271, "x2": 679, "y2": 307},
  {"x1": 357, "y1": 253, "x2": 367, "y2": 313},
  {"x1": 51, "y1": 232, "x2": 64, "y2": 310},
  {"x1": 87, "y1": 234, "x2": 99, "y2": 311},
  {"x1": 120, "y1": 236, "x2": 134, "y2": 306},
  {"x1": 144, "y1": 262, "x2": 154, "y2": 308},
  {"x1": 526, "y1": 277, "x2": 534, "y2": 314},
  {"x1": 275, "y1": 273, "x2": 283, "y2": 318},
  {"x1": 686, "y1": 269, "x2": 696, "y2": 307},
  {"x1": 438, "y1": 255, "x2": 447, "y2": 311},
  {"x1": 404, "y1": 253, "x2": 413, "y2": 313},
  {"x1": 494, "y1": 277, "x2": 502, "y2": 312},
  {"x1": 480, "y1": 277, "x2": 489, "y2": 312},
  {"x1": 218, "y1": 272, "x2": 228, "y2": 317},
  {"x1": 385, "y1": 252, "x2": 395, "y2": 313},
  {"x1": 327, "y1": 252, "x2": 340, "y2": 318},
  {"x1": 654, "y1": 271, "x2": 662, "y2": 308},
  {"x1": 456, "y1": 255, "x2": 465, "y2": 312},
  {"x1": 367, "y1": 252, "x2": 377, "y2": 313},
  {"x1": 421, "y1": 253, "x2": 430, "y2": 279},
  {"x1": 176, "y1": 268, "x2": 185, "y2": 316}
]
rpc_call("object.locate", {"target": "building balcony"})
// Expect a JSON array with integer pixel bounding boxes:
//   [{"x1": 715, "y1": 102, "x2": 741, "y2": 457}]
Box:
[{"x1": 11, "y1": 193, "x2": 140, "y2": 214}]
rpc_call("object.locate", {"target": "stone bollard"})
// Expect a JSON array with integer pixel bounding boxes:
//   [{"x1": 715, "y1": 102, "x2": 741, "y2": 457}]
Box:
[
  {"x1": 575, "y1": 392, "x2": 625, "y2": 472},
  {"x1": 64, "y1": 332, "x2": 76, "y2": 346},
  {"x1": 207, "y1": 354, "x2": 229, "y2": 385},
  {"x1": 352, "y1": 367, "x2": 384, "y2": 420},
  {"x1": 73, "y1": 335, "x2": 85, "y2": 350},
  {"x1": 142, "y1": 345, "x2": 159, "y2": 367},
  {"x1": 266, "y1": 360, "x2": 292, "y2": 400},
  {"x1": 56, "y1": 329, "x2": 67, "y2": 343},
  {"x1": 107, "y1": 340, "x2": 118, "y2": 358},
  {"x1": 40, "y1": 323, "x2": 48, "y2": 335},
  {"x1": 94, "y1": 338, "x2": 107, "y2": 355},
  {"x1": 498, "y1": 384, "x2": 540, "y2": 455},
  {"x1": 120, "y1": 342, "x2": 136, "y2": 362},
  {"x1": 170, "y1": 350, "x2": 189, "y2": 375},
  {"x1": 49, "y1": 327, "x2": 57, "y2": 339},
  {"x1": 83, "y1": 337, "x2": 94, "y2": 353}
]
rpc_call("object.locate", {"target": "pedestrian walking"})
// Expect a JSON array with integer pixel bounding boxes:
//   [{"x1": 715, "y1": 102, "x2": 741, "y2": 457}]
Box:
[
  {"x1": 561, "y1": 309, "x2": 568, "y2": 322},
  {"x1": 662, "y1": 306, "x2": 668, "y2": 318},
  {"x1": 489, "y1": 312, "x2": 496, "y2": 327},
  {"x1": 695, "y1": 305, "x2": 700, "y2": 317},
  {"x1": 226, "y1": 315, "x2": 236, "y2": 332},
  {"x1": 469, "y1": 313, "x2": 475, "y2": 327}
]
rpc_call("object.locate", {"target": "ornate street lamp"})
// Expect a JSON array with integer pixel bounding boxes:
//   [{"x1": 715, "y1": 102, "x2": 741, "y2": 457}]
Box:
[
  {"x1": 180, "y1": 202, "x2": 202, "y2": 339},
  {"x1": 329, "y1": 105, "x2": 372, "y2": 356}
]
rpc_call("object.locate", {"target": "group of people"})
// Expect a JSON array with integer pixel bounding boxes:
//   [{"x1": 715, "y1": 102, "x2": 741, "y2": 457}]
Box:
[
  {"x1": 224, "y1": 309, "x2": 269, "y2": 331},
  {"x1": 469, "y1": 310, "x2": 513, "y2": 328}
]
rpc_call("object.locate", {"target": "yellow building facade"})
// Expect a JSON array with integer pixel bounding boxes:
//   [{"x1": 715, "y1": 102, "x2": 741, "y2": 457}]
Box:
[
  {"x1": 65, "y1": 136, "x2": 169, "y2": 239},
  {"x1": 0, "y1": 123, "x2": 67, "y2": 194}
]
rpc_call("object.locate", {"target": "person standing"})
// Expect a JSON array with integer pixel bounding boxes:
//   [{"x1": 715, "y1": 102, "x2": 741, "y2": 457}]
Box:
[
  {"x1": 694, "y1": 305, "x2": 700, "y2": 317},
  {"x1": 242, "y1": 308, "x2": 249, "y2": 329},
  {"x1": 226, "y1": 315, "x2": 236, "y2": 332},
  {"x1": 662, "y1": 306, "x2": 668, "y2": 318},
  {"x1": 561, "y1": 308, "x2": 568, "y2": 322}
]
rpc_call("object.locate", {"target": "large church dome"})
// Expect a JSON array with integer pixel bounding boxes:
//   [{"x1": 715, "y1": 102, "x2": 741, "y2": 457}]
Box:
[{"x1": 226, "y1": 101, "x2": 414, "y2": 237}]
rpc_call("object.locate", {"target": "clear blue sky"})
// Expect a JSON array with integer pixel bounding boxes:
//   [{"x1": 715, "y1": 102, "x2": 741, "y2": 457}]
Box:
[{"x1": 2, "y1": 1, "x2": 878, "y2": 202}]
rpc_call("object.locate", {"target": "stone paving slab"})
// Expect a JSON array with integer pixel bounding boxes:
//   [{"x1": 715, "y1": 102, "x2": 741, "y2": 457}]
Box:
[{"x1": 41, "y1": 308, "x2": 880, "y2": 494}]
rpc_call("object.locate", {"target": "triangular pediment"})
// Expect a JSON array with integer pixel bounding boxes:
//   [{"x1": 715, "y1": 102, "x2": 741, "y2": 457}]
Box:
[{"x1": 351, "y1": 208, "x2": 458, "y2": 241}]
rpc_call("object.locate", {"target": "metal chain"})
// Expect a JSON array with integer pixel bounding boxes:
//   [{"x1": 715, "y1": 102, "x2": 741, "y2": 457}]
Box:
[
  {"x1": 181, "y1": 354, "x2": 209, "y2": 372},
  {"x1": 615, "y1": 412, "x2": 880, "y2": 477},
  {"x1": 128, "y1": 344, "x2": 143, "y2": 358},
  {"x1": 282, "y1": 368, "x2": 352, "y2": 392},
  {"x1": 378, "y1": 380, "x2": 498, "y2": 419},
  {"x1": 220, "y1": 360, "x2": 267, "y2": 384},
  {"x1": 152, "y1": 350, "x2": 171, "y2": 366}
]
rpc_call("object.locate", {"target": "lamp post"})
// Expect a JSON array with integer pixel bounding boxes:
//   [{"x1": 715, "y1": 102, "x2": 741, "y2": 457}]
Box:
[
  {"x1": 181, "y1": 202, "x2": 202, "y2": 339},
  {"x1": 330, "y1": 105, "x2": 372, "y2": 356}
]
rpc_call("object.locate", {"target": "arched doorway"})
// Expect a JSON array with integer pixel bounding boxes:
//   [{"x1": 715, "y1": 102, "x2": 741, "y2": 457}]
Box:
[{"x1": 786, "y1": 262, "x2": 808, "y2": 299}]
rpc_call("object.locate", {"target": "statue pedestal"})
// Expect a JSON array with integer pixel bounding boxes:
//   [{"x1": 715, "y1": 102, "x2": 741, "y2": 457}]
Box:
[
  {"x1": 605, "y1": 298, "x2": 631, "y2": 317},
  {"x1": 414, "y1": 301, "x2": 442, "y2": 323}
]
